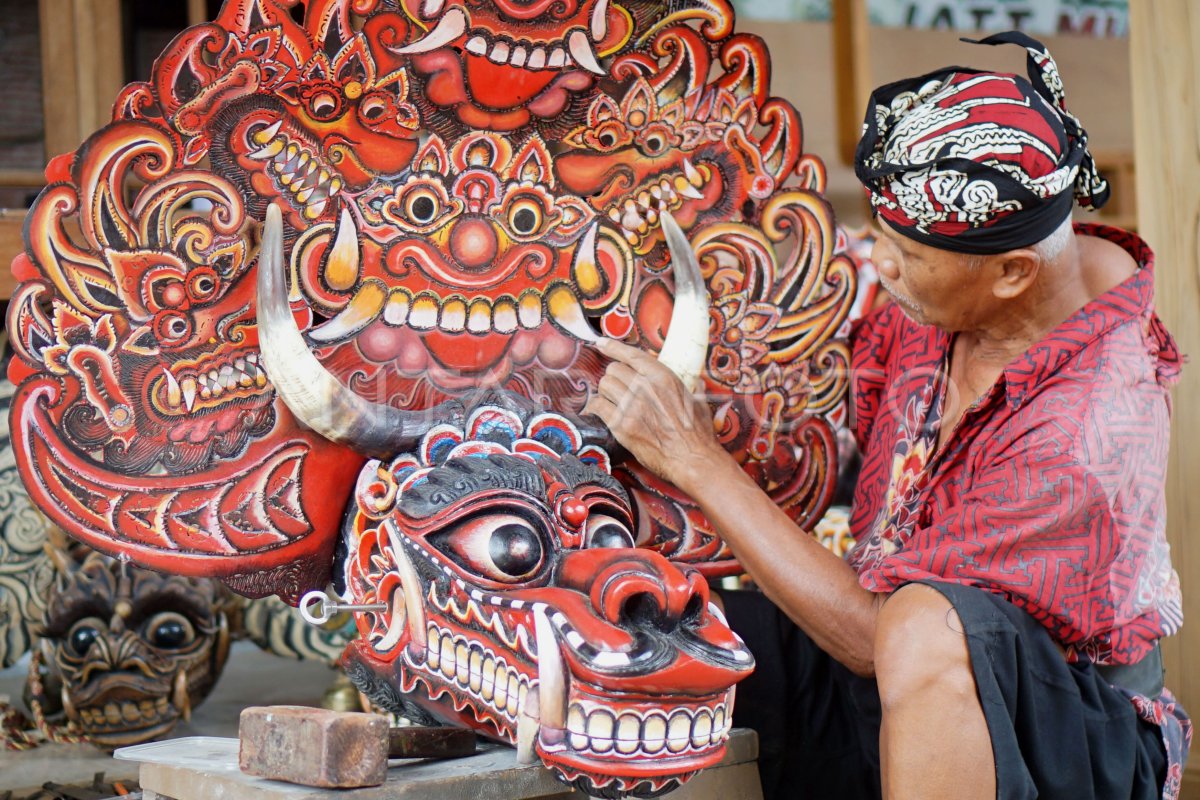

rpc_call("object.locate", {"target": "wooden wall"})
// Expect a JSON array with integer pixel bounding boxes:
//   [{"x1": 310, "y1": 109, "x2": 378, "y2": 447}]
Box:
[
  {"x1": 1130, "y1": 0, "x2": 1200, "y2": 795},
  {"x1": 737, "y1": 20, "x2": 1133, "y2": 226}
]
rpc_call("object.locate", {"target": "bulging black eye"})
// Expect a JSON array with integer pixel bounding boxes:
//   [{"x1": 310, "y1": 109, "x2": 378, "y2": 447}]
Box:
[
  {"x1": 404, "y1": 190, "x2": 440, "y2": 225},
  {"x1": 488, "y1": 522, "x2": 543, "y2": 578},
  {"x1": 431, "y1": 513, "x2": 548, "y2": 583},
  {"x1": 512, "y1": 207, "x2": 537, "y2": 235},
  {"x1": 586, "y1": 514, "x2": 635, "y2": 549},
  {"x1": 67, "y1": 619, "x2": 104, "y2": 657},
  {"x1": 146, "y1": 612, "x2": 196, "y2": 649}
]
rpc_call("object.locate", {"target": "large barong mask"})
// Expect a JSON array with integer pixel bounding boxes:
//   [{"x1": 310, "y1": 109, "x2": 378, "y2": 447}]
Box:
[{"x1": 8, "y1": 0, "x2": 851, "y2": 791}]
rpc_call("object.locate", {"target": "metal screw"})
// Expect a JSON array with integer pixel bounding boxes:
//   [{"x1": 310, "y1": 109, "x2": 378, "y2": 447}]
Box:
[{"x1": 299, "y1": 590, "x2": 387, "y2": 625}]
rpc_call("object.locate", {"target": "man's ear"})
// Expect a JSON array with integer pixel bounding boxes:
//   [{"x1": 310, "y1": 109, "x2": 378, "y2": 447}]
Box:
[{"x1": 992, "y1": 248, "x2": 1040, "y2": 299}]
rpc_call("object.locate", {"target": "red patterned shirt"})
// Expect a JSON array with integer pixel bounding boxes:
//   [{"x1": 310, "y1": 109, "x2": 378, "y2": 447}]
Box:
[{"x1": 847, "y1": 223, "x2": 1183, "y2": 666}]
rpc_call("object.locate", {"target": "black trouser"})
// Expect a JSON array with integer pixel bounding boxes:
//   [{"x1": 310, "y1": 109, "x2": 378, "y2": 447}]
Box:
[{"x1": 722, "y1": 582, "x2": 1166, "y2": 800}]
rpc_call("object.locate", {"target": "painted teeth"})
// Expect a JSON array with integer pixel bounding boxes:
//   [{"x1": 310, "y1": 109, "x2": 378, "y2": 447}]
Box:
[
  {"x1": 489, "y1": 41, "x2": 510, "y2": 64},
  {"x1": 564, "y1": 699, "x2": 732, "y2": 757},
  {"x1": 377, "y1": 291, "x2": 542, "y2": 334},
  {"x1": 591, "y1": 0, "x2": 610, "y2": 41},
  {"x1": 607, "y1": 162, "x2": 710, "y2": 246},
  {"x1": 567, "y1": 29, "x2": 604, "y2": 75},
  {"x1": 459, "y1": 23, "x2": 609, "y2": 71},
  {"x1": 249, "y1": 124, "x2": 341, "y2": 218},
  {"x1": 423, "y1": 623, "x2": 532, "y2": 724},
  {"x1": 163, "y1": 356, "x2": 268, "y2": 411},
  {"x1": 182, "y1": 377, "x2": 196, "y2": 411},
  {"x1": 252, "y1": 119, "x2": 283, "y2": 146},
  {"x1": 79, "y1": 697, "x2": 174, "y2": 729}
]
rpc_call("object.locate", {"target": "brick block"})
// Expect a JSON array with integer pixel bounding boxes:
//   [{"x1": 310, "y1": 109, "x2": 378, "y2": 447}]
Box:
[{"x1": 238, "y1": 705, "x2": 389, "y2": 788}]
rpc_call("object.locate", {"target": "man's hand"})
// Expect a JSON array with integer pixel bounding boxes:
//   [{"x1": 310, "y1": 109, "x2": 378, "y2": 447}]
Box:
[{"x1": 583, "y1": 338, "x2": 726, "y2": 492}]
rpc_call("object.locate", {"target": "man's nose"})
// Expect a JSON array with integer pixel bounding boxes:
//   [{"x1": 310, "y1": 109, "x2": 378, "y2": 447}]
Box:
[{"x1": 871, "y1": 235, "x2": 901, "y2": 282}]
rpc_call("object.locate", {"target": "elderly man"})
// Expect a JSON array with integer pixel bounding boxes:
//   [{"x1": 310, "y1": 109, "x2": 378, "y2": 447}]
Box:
[{"x1": 586, "y1": 32, "x2": 1189, "y2": 800}]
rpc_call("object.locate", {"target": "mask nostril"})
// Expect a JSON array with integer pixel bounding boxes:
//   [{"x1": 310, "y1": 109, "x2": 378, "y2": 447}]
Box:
[
  {"x1": 682, "y1": 593, "x2": 704, "y2": 627},
  {"x1": 620, "y1": 592, "x2": 671, "y2": 632}
]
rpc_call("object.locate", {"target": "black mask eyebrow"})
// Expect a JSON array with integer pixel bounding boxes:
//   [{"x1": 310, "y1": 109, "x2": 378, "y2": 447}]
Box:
[
  {"x1": 398, "y1": 454, "x2": 547, "y2": 520},
  {"x1": 536, "y1": 454, "x2": 628, "y2": 504}
]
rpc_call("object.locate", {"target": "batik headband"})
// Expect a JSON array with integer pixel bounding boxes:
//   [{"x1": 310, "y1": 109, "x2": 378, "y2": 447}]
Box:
[{"x1": 854, "y1": 31, "x2": 1110, "y2": 255}]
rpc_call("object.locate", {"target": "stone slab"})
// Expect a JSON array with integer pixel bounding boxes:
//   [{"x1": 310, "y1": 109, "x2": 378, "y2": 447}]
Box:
[{"x1": 122, "y1": 729, "x2": 759, "y2": 800}]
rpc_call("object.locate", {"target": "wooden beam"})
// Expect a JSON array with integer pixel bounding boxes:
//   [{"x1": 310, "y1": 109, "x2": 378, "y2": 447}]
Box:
[
  {"x1": 831, "y1": 0, "x2": 872, "y2": 166},
  {"x1": 1129, "y1": 1, "x2": 1200, "y2": 796},
  {"x1": 38, "y1": 0, "x2": 81, "y2": 162},
  {"x1": 0, "y1": 170, "x2": 46, "y2": 189}
]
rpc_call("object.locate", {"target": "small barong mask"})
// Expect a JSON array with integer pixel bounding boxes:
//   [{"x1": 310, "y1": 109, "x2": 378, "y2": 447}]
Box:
[
  {"x1": 338, "y1": 400, "x2": 754, "y2": 797},
  {"x1": 36, "y1": 552, "x2": 230, "y2": 748}
]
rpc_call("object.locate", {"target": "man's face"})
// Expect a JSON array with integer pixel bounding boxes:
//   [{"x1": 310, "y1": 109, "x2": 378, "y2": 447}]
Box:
[{"x1": 870, "y1": 220, "x2": 994, "y2": 330}]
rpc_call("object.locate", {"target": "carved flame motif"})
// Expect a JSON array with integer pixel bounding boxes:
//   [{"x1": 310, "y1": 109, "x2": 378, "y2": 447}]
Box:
[
  {"x1": 8, "y1": 0, "x2": 852, "y2": 790},
  {"x1": 341, "y1": 402, "x2": 753, "y2": 796},
  {"x1": 8, "y1": 0, "x2": 851, "y2": 588}
]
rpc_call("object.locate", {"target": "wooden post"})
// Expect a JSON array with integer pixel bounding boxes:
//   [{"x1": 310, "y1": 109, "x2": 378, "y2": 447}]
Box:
[
  {"x1": 38, "y1": 0, "x2": 124, "y2": 162},
  {"x1": 187, "y1": 0, "x2": 209, "y2": 27},
  {"x1": 831, "y1": 0, "x2": 872, "y2": 166},
  {"x1": 0, "y1": 211, "x2": 24, "y2": 300},
  {"x1": 1129, "y1": 2, "x2": 1200, "y2": 796}
]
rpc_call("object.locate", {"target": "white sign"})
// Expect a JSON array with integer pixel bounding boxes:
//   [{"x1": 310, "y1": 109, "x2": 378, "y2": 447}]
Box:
[{"x1": 733, "y1": 0, "x2": 1128, "y2": 37}]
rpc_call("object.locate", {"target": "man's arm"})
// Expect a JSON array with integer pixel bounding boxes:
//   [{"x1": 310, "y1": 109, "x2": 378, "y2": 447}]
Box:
[{"x1": 585, "y1": 338, "x2": 887, "y2": 677}]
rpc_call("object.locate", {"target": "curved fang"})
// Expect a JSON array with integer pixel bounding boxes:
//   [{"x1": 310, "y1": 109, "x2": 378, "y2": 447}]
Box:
[
  {"x1": 256, "y1": 204, "x2": 461, "y2": 458},
  {"x1": 567, "y1": 29, "x2": 605, "y2": 76},
  {"x1": 657, "y1": 209, "x2": 710, "y2": 393},
  {"x1": 392, "y1": 8, "x2": 467, "y2": 54}
]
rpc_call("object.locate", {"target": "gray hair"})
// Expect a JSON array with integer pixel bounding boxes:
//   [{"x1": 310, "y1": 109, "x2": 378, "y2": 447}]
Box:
[{"x1": 962, "y1": 217, "x2": 1074, "y2": 269}]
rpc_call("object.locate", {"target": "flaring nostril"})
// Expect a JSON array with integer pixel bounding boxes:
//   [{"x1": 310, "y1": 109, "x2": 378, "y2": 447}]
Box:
[
  {"x1": 682, "y1": 593, "x2": 704, "y2": 626},
  {"x1": 620, "y1": 592, "x2": 671, "y2": 631}
]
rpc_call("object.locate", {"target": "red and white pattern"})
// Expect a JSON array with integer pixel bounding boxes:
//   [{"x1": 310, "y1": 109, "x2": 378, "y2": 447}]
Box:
[{"x1": 846, "y1": 223, "x2": 1189, "y2": 794}]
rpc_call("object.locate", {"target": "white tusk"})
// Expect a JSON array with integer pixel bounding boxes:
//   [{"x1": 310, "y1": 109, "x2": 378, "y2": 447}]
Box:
[
  {"x1": 323, "y1": 206, "x2": 362, "y2": 292},
  {"x1": 61, "y1": 687, "x2": 78, "y2": 721},
  {"x1": 516, "y1": 686, "x2": 541, "y2": 765},
  {"x1": 656, "y1": 210, "x2": 710, "y2": 393},
  {"x1": 533, "y1": 606, "x2": 567, "y2": 747},
  {"x1": 590, "y1": 0, "x2": 610, "y2": 41},
  {"x1": 567, "y1": 29, "x2": 605, "y2": 76},
  {"x1": 545, "y1": 283, "x2": 600, "y2": 344},
  {"x1": 172, "y1": 669, "x2": 191, "y2": 723},
  {"x1": 307, "y1": 279, "x2": 387, "y2": 344},
  {"x1": 385, "y1": 521, "x2": 428, "y2": 658},
  {"x1": 392, "y1": 8, "x2": 466, "y2": 54},
  {"x1": 422, "y1": 0, "x2": 444, "y2": 17},
  {"x1": 256, "y1": 205, "x2": 460, "y2": 457}
]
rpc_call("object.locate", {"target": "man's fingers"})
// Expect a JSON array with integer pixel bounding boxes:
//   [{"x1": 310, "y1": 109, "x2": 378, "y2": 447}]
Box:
[
  {"x1": 597, "y1": 372, "x2": 632, "y2": 404},
  {"x1": 596, "y1": 337, "x2": 661, "y2": 375},
  {"x1": 606, "y1": 361, "x2": 638, "y2": 387},
  {"x1": 583, "y1": 393, "x2": 618, "y2": 425}
]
